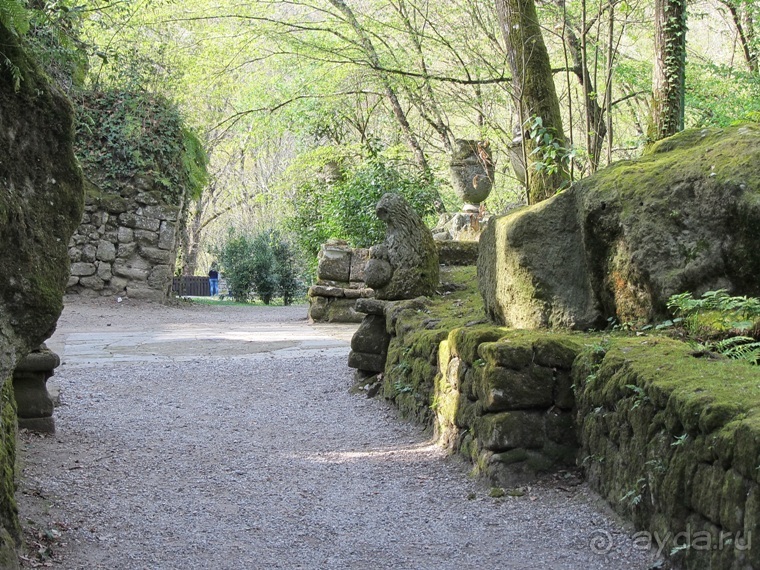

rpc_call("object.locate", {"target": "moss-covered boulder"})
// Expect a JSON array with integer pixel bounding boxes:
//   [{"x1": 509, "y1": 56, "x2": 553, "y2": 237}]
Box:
[
  {"x1": 479, "y1": 125, "x2": 760, "y2": 328},
  {"x1": 0, "y1": 23, "x2": 84, "y2": 566}
]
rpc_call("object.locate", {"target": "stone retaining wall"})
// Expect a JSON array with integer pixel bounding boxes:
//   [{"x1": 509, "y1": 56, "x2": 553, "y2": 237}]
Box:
[
  {"x1": 380, "y1": 307, "x2": 760, "y2": 569},
  {"x1": 67, "y1": 180, "x2": 182, "y2": 301}
]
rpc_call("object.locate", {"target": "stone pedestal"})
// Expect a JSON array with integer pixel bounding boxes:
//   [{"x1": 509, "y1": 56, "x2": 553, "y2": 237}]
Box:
[
  {"x1": 308, "y1": 240, "x2": 373, "y2": 323},
  {"x1": 348, "y1": 299, "x2": 391, "y2": 386},
  {"x1": 12, "y1": 346, "x2": 60, "y2": 433}
]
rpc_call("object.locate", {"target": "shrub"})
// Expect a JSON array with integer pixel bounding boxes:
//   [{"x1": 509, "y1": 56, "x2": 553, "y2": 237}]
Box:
[
  {"x1": 214, "y1": 228, "x2": 304, "y2": 304},
  {"x1": 289, "y1": 157, "x2": 441, "y2": 258}
]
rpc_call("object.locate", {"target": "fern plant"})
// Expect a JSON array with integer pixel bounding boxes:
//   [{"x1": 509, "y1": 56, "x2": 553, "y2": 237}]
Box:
[
  {"x1": 668, "y1": 290, "x2": 760, "y2": 365},
  {"x1": 0, "y1": 0, "x2": 29, "y2": 36},
  {"x1": 0, "y1": 0, "x2": 29, "y2": 90},
  {"x1": 688, "y1": 337, "x2": 760, "y2": 365}
]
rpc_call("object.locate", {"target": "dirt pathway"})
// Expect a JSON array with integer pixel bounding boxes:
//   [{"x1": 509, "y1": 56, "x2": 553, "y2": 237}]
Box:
[{"x1": 17, "y1": 298, "x2": 656, "y2": 569}]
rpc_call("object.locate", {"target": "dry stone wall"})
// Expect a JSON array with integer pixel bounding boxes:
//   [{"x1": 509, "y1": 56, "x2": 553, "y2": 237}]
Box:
[
  {"x1": 380, "y1": 309, "x2": 760, "y2": 570},
  {"x1": 67, "y1": 180, "x2": 182, "y2": 301},
  {"x1": 308, "y1": 241, "x2": 373, "y2": 323}
]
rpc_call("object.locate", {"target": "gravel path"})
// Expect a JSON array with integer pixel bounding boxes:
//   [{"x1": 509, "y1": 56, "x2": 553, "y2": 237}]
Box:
[{"x1": 17, "y1": 298, "x2": 658, "y2": 569}]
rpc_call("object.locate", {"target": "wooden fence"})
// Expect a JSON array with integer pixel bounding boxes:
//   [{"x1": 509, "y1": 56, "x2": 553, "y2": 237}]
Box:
[{"x1": 172, "y1": 276, "x2": 210, "y2": 297}]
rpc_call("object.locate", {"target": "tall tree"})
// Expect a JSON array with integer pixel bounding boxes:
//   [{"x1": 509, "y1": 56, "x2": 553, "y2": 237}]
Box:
[
  {"x1": 496, "y1": 0, "x2": 570, "y2": 203},
  {"x1": 327, "y1": 0, "x2": 432, "y2": 178},
  {"x1": 650, "y1": 0, "x2": 687, "y2": 140},
  {"x1": 719, "y1": 0, "x2": 758, "y2": 73}
]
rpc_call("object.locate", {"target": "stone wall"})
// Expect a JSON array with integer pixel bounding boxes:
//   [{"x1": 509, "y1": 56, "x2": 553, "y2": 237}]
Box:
[
  {"x1": 67, "y1": 180, "x2": 181, "y2": 301},
  {"x1": 308, "y1": 241, "x2": 373, "y2": 323},
  {"x1": 381, "y1": 299, "x2": 760, "y2": 569}
]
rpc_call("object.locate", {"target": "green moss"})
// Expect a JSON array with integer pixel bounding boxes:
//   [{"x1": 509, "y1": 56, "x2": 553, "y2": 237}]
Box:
[{"x1": 0, "y1": 377, "x2": 19, "y2": 563}]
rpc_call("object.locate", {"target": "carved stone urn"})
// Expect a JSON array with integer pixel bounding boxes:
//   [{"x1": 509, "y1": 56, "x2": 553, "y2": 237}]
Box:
[{"x1": 449, "y1": 139, "x2": 495, "y2": 212}]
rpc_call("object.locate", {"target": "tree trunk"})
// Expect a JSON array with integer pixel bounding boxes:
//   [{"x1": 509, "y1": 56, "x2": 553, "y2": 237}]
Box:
[
  {"x1": 496, "y1": 0, "x2": 570, "y2": 204},
  {"x1": 650, "y1": 0, "x2": 687, "y2": 141},
  {"x1": 724, "y1": 0, "x2": 758, "y2": 73},
  {"x1": 557, "y1": 9, "x2": 607, "y2": 173}
]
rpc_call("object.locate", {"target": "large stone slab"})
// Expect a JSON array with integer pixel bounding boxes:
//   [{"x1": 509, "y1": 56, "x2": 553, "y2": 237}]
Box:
[{"x1": 479, "y1": 125, "x2": 760, "y2": 328}]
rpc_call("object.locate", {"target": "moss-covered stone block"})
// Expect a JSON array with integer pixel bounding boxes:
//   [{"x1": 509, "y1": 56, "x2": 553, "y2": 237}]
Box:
[
  {"x1": 492, "y1": 448, "x2": 529, "y2": 465},
  {"x1": 448, "y1": 327, "x2": 504, "y2": 364},
  {"x1": 476, "y1": 365, "x2": 554, "y2": 412},
  {"x1": 478, "y1": 341, "x2": 533, "y2": 369},
  {"x1": 533, "y1": 337, "x2": 583, "y2": 368},
  {"x1": 474, "y1": 411, "x2": 545, "y2": 451},
  {"x1": 720, "y1": 469, "x2": 748, "y2": 533},
  {"x1": 480, "y1": 125, "x2": 760, "y2": 328},
  {"x1": 691, "y1": 464, "x2": 725, "y2": 525}
]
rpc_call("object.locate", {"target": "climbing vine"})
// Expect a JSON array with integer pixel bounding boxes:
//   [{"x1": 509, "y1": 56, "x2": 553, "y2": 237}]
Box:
[
  {"x1": 74, "y1": 89, "x2": 207, "y2": 204},
  {"x1": 651, "y1": 0, "x2": 688, "y2": 140},
  {"x1": 526, "y1": 116, "x2": 574, "y2": 188}
]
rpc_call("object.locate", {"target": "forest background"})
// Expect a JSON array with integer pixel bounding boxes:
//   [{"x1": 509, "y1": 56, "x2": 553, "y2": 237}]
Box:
[{"x1": 2, "y1": 0, "x2": 759, "y2": 287}]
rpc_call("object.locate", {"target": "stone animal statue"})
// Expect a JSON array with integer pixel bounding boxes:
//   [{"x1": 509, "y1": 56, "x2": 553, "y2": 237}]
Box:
[{"x1": 363, "y1": 193, "x2": 439, "y2": 300}]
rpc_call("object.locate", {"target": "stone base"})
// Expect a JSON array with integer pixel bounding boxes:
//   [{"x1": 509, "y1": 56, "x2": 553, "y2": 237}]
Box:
[
  {"x1": 435, "y1": 241, "x2": 479, "y2": 266},
  {"x1": 308, "y1": 297, "x2": 365, "y2": 323},
  {"x1": 18, "y1": 417, "x2": 55, "y2": 434}
]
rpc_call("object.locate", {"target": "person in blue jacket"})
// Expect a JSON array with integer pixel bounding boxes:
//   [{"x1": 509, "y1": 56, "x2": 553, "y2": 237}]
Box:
[{"x1": 208, "y1": 263, "x2": 219, "y2": 297}]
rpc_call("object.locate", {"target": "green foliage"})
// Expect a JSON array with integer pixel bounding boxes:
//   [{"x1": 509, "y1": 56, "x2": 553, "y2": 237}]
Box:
[
  {"x1": 0, "y1": 0, "x2": 29, "y2": 37},
  {"x1": 74, "y1": 89, "x2": 207, "y2": 204},
  {"x1": 686, "y1": 63, "x2": 760, "y2": 128},
  {"x1": 289, "y1": 156, "x2": 440, "y2": 258},
  {"x1": 181, "y1": 127, "x2": 209, "y2": 201},
  {"x1": 26, "y1": 0, "x2": 88, "y2": 90},
  {"x1": 526, "y1": 116, "x2": 574, "y2": 187},
  {"x1": 668, "y1": 290, "x2": 760, "y2": 364},
  {"x1": 668, "y1": 290, "x2": 760, "y2": 333},
  {"x1": 0, "y1": 0, "x2": 28, "y2": 90},
  {"x1": 214, "y1": 228, "x2": 304, "y2": 304}
]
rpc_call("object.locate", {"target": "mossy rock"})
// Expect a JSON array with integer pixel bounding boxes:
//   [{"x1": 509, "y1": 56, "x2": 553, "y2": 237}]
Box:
[
  {"x1": 0, "y1": 23, "x2": 84, "y2": 564},
  {"x1": 479, "y1": 125, "x2": 760, "y2": 328}
]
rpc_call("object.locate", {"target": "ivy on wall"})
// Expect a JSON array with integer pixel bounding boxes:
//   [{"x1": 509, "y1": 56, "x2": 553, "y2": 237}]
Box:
[{"x1": 74, "y1": 89, "x2": 207, "y2": 205}]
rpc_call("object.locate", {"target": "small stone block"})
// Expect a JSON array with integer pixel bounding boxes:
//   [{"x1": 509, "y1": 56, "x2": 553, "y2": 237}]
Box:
[
  {"x1": 347, "y1": 350, "x2": 387, "y2": 373},
  {"x1": 355, "y1": 298, "x2": 387, "y2": 316}
]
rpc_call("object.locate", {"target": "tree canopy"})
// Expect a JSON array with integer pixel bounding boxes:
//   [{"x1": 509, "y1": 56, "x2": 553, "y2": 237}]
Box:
[{"x1": 11, "y1": 0, "x2": 760, "y2": 271}]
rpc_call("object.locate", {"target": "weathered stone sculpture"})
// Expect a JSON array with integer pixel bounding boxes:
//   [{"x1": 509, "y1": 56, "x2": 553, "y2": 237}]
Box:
[
  {"x1": 479, "y1": 125, "x2": 760, "y2": 329},
  {"x1": 449, "y1": 139, "x2": 495, "y2": 212},
  {"x1": 349, "y1": 194, "x2": 439, "y2": 386},
  {"x1": 363, "y1": 193, "x2": 439, "y2": 301},
  {"x1": 0, "y1": 22, "x2": 84, "y2": 568}
]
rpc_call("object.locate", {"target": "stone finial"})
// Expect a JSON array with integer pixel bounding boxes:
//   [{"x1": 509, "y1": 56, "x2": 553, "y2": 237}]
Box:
[{"x1": 450, "y1": 139, "x2": 495, "y2": 212}]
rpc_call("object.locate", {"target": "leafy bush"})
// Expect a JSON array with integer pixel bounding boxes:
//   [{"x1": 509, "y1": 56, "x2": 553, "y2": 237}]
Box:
[
  {"x1": 289, "y1": 157, "x2": 441, "y2": 258},
  {"x1": 215, "y1": 228, "x2": 304, "y2": 305}
]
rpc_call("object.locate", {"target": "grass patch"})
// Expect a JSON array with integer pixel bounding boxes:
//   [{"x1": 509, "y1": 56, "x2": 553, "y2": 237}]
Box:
[{"x1": 179, "y1": 296, "x2": 307, "y2": 307}]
